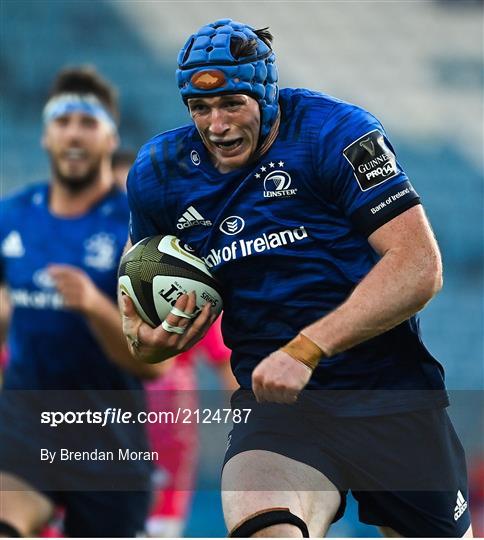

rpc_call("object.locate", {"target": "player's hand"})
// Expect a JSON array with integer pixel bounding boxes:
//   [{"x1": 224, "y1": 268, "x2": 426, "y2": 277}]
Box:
[
  {"x1": 120, "y1": 291, "x2": 217, "y2": 364},
  {"x1": 48, "y1": 264, "x2": 100, "y2": 313},
  {"x1": 252, "y1": 350, "x2": 312, "y2": 404}
]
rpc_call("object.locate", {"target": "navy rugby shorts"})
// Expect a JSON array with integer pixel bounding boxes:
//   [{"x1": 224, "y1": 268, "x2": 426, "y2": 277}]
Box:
[{"x1": 223, "y1": 389, "x2": 471, "y2": 537}]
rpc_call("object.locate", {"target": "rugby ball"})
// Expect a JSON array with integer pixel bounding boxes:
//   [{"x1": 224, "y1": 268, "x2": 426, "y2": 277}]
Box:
[{"x1": 118, "y1": 235, "x2": 222, "y2": 328}]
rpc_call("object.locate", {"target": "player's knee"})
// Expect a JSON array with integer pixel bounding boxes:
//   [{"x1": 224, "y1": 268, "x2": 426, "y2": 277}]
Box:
[
  {"x1": 0, "y1": 520, "x2": 22, "y2": 537},
  {"x1": 229, "y1": 508, "x2": 309, "y2": 538}
]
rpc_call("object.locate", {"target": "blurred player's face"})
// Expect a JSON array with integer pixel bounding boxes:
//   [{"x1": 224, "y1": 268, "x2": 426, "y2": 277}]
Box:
[
  {"x1": 188, "y1": 94, "x2": 260, "y2": 173},
  {"x1": 42, "y1": 111, "x2": 116, "y2": 192}
]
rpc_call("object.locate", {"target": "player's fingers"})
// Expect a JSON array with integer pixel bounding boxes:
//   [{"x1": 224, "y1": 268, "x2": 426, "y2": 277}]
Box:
[
  {"x1": 184, "y1": 290, "x2": 197, "y2": 313},
  {"x1": 162, "y1": 292, "x2": 190, "y2": 327},
  {"x1": 251, "y1": 370, "x2": 266, "y2": 403},
  {"x1": 262, "y1": 385, "x2": 281, "y2": 404},
  {"x1": 279, "y1": 387, "x2": 299, "y2": 404},
  {"x1": 121, "y1": 295, "x2": 145, "y2": 342},
  {"x1": 121, "y1": 294, "x2": 138, "y2": 319},
  {"x1": 265, "y1": 375, "x2": 299, "y2": 404},
  {"x1": 181, "y1": 301, "x2": 213, "y2": 348},
  {"x1": 48, "y1": 265, "x2": 79, "y2": 281},
  {"x1": 160, "y1": 291, "x2": 201, "y2": 340}
]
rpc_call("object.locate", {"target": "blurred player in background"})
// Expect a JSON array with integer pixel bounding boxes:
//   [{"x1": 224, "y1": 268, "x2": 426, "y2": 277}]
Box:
[
  {"x1": 121, "y1": 19, "x2": 473, "y2": 538},
  {"x1": 111, "y1": 148, "x2": 237, "y2": 537},
  {"x1": 0, "y1": 66, "x2": 163, "y2": 537}
]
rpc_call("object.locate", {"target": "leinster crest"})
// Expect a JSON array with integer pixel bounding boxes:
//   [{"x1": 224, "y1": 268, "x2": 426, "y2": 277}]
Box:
[
  {"x1": 255, "y1": 160, "x2": 298, "y2": 199},
  {"x1": 84, "y1": 233, "x2": 117, "y2": 271}
]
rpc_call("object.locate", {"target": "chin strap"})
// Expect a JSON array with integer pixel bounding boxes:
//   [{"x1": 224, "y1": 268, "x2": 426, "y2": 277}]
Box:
[{"x1": 253, "y1": 109, "x2": 281, "y2": 163}]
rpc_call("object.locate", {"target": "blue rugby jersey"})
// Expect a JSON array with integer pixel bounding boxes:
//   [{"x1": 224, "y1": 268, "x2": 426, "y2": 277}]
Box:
[
  {"x1": 0, "y1": 184, "x2": 137, "y2": 391},
  {"x1": 128, "y1": 88, "x2": 448, "y2": 416},
  {"x1": 0, "y1": 184, "x2": 152, "y2": 484}
]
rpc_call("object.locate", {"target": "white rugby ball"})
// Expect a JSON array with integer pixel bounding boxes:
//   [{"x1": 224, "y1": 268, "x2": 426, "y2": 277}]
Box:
[{"x1": 118, "y1": 235, "x2": 222, "y2": 327}]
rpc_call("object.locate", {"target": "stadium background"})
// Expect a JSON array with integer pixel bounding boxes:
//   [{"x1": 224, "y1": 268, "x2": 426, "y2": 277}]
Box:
[{"x1": 1, "y1": 0, "x2": 482, "y2": 536}]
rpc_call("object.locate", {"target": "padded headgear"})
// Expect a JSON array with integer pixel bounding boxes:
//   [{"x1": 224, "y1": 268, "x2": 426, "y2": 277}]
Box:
[{"x1": 176, "y1": 19, "x2": 279, "y2": 139}]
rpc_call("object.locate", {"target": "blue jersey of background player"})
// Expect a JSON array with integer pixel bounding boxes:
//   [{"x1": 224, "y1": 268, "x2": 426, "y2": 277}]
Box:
[
  {"x1": 122, "y1": 20, "x2": 473, "y2": 539},
  {"x1": 1, "y1": 184, "x2": 141, "y2": 391},
  {"x1": 0, "y1": 67, "x2": 164, "y2": 538}
]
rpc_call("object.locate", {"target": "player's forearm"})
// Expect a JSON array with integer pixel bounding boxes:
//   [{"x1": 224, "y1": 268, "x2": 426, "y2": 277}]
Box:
[
  {"x1": 85, "y1": 292, "x2": 165, "y2": 379},
  {"x1": 302, "y1": 244, "x2": 442, "y2": 357}
]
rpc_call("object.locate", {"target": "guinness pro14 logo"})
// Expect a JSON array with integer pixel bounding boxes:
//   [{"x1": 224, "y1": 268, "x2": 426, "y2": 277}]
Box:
[{"x1": 343, "y1": 129, "x2": 400, "y2": 191}]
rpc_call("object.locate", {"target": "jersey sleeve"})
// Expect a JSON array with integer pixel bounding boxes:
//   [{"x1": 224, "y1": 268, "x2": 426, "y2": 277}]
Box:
[
  {"x1": 316, "y1": 104, "x2": 421, "y2": 236},
  {"x1": 127, "y1": 143, "x2": 171, "y2": 244}
]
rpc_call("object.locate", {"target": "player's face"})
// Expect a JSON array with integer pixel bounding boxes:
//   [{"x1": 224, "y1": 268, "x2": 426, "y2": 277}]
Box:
[
  {"x1": 188, "y1": 94, "x2": 260, "y2": 173},
  {"x1": 42, "y1": 111, "x2": 116, "y2": 191}
]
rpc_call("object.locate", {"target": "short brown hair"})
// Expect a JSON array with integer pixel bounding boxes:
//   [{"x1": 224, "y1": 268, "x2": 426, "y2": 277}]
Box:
[
  {"x1": 230, "y1": 27, "x2": 273, "y2": 59},
  {"x1": 47, "y1": 65, "x2": 119, "y2": 123}
]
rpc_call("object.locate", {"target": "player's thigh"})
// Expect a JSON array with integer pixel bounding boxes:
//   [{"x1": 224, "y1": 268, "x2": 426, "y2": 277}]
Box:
[
  {"x1": 222, "y1": 450, "x2": 341, "y2": 537},
  {"x1": 0, "y1": 471, "x2": 54, "y2": 536}
]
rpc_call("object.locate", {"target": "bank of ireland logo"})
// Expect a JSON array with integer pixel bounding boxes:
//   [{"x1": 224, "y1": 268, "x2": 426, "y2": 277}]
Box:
[
  {"x1": 190, "y1": 150, "x2": 201, "y2": 166},
  {"x1": 219, "y1": 216, "x2": 245, "y2": 236},
  {"x1": 183, "y1": 243, "x2": 195, "y2": 253},
  {"x1": 255, "y1": 161, "x2": 298, "y2": 198}
]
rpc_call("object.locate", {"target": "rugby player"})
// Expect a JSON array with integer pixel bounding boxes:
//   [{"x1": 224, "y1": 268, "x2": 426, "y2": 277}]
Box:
[
  {"x1": 0, "y1": 67, "x2": 163, "y2": 537},
  {"x1": 121, "y1": 20, "x2": 473, "y2": 537},
  {"x1": 110, "y1": 130, "x2": 237, "y2": 538}
]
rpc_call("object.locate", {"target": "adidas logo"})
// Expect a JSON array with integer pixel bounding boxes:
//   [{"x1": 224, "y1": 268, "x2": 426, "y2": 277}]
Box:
[
  {"x1": 176, "y1": 206, "x2": 212, "y2": 230},
  {"x1": 454, "y1": 490, "x2": 468, "y2": 521},
  {"x1": 1, "y1": 231, "x2": 25, "y2": 257}
]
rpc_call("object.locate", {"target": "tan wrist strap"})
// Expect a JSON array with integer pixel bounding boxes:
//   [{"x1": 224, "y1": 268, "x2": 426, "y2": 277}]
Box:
[{"x1": 280, "y1": 333, "x2": 326, "y2": 371}]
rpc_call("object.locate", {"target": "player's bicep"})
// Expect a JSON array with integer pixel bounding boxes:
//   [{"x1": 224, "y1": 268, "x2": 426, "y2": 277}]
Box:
[
  {"x1": 368, "y1": 205, "x2": 443, "y2": 295},
  {"x1": 368, "y1": 205, "x2": 439, "y2": 256}
]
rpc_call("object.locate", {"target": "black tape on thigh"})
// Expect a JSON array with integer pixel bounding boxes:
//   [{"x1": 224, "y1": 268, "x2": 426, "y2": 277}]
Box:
[
  {"x1": 229, "y1": 507, "x2": 309, "y2": 537},
  {"x1": 0, "y1": 521, "x2": 22, "y2": 537}
]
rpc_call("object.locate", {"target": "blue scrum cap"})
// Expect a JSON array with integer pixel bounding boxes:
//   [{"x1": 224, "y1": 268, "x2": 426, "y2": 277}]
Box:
[{"x1": 176, "y1": 19, "x2": 279, "y2": 139}]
